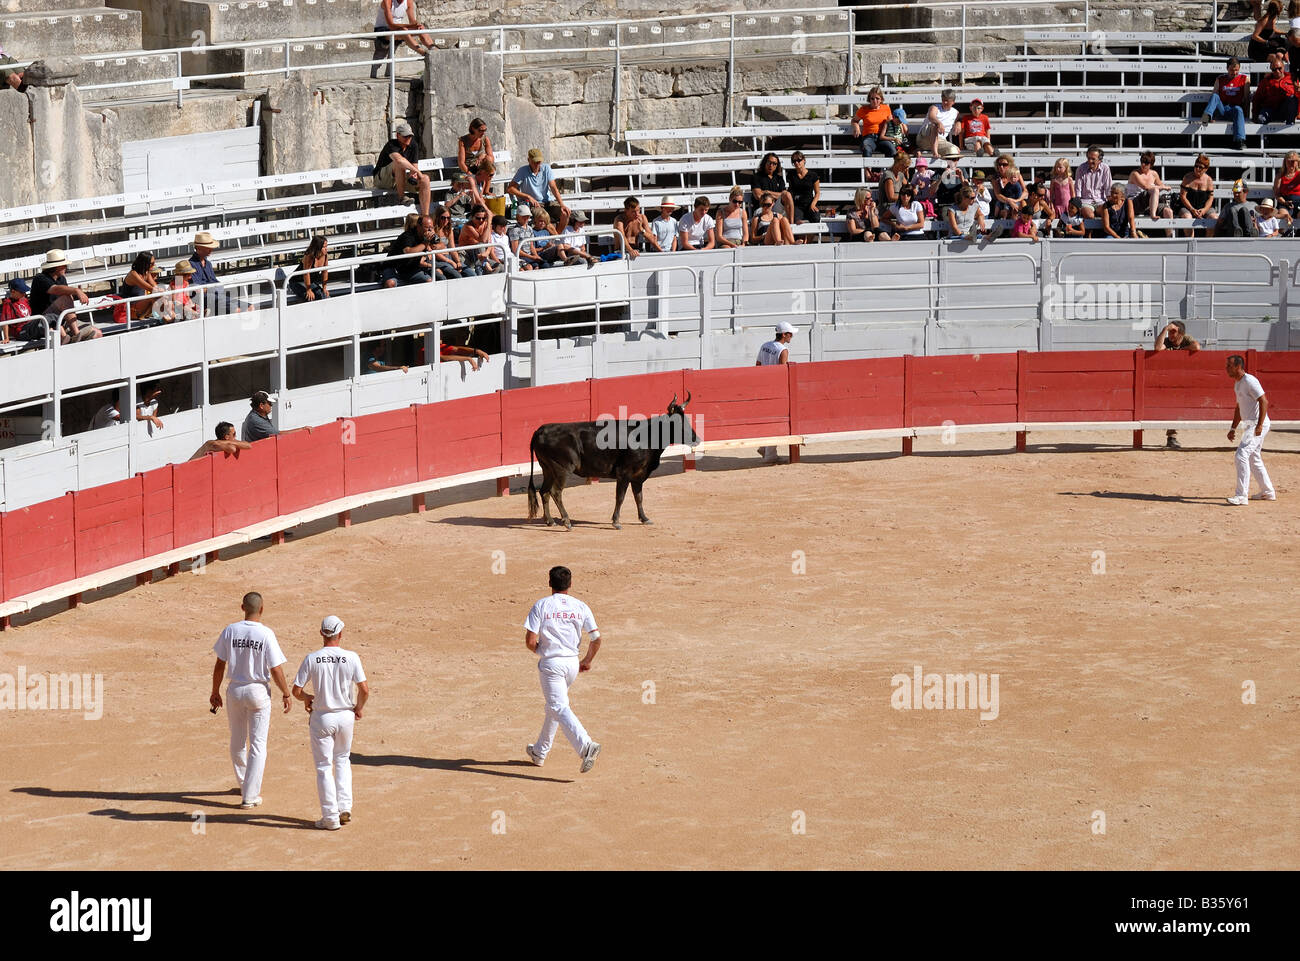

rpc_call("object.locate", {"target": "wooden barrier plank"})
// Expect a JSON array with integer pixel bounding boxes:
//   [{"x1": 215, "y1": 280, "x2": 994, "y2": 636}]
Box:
[
  {"x1": 589, "y1": 371, "x2": 689, "y2": 425},
  {"x1": 343, "y1": 408, "x2": 418, "y2": 497},
  {"x1": 277, "y1": 424, "x2": 346, "y2": 516},
  {"x1": 500, "y1": 381, "x2": 592, "y2": 466},
  {"x1": 140, "y1": 465, "x2": 175, "y2": 558},
  {"x1": 2, "y1": 494, "x2": 76, "y2": 601},
  {"x1": 789, "y1": 357, "x2": 905, "y2": 434},
  {"x1": 909, "y1": 353, "x2": 1019, "y2": 426},
  {"x1": 417, "y1": 392, "x2": 502, "y2": 479},
  {"x1": 172, "y1": 457, "x2": 214, "y2": 547},
  {"x1": 683, "y1": 366, "x2": 790, "y2": 442},
  {"x1": 73, "y1": 475, "x2": 144, "y2": 578},
  {"x1": 212, "y1": 439, "x2": 279, "y2": 536}
]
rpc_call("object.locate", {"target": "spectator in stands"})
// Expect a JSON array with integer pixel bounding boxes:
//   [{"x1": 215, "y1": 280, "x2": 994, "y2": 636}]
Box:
[
  {"x1": 375, "y1": 120, "x2": 431, "y2": 218},
  {"x1": 1287, "y1": 2, "x2": 1300, "y2": 82},
  {"x1": 446, "y1": 173, "x2": 487, "y2": 222},
  {"x1": 911, "y1": 157, "x2": 937, "y2": 219},
  {"x1": 917, "y1": 88, "x2": 961, "y2": 159},
  {"x1": 1055, "y1": 197, "x2": 1089, "y2": 238},
  {"x1": 1176, "y1": 154, "x2": 1216, "y2": 227},
  {"x1": 370, "y1": 0, "x2": 432, "y2": 78},
  {"x1": 715, "y1": 187, "x2": 749, "y2": 249},
  {"x1": 488, "y1": 214, "x2": 512, "y2": 270},
  {"x1": 929, "y1": 161, "x2": 965, "y2": 216},
  {"x1": 430, "y1": 208, "x2": 470, "y2": 278},
  {"x1": 1101, "y1": 184, "x2": 1137, "y2": 239},
  {"x1": 120, "y1": 252, "x2": 161, "y2": 321},
  {"x1": 678, "y1": 196, "x2": 718, "y2": 251},
  {"x1": 1127, "y1": 151, "x2": 1174, "y2": 228},
  {"x1": 1012, "y1": 205, "x2": 1040, "y2": 243},
  {"x1": 529, "y1": 209, "x2": 580, "y2": 268},
  {"x1": 1153, "y1": 321, "x2": 1201, "y2": 450},
  {"x1": 613, "y1": 197, "x2": 652, "y2": 258},
  {"x1": 1273, "y1": 150, "x2": 1300, "y2": 218},
  {"x1": 243, "y1": 391, "x2": 276, "y2": 443},
  {"x1": 457, "y1": 118, "x2": 495, "y2": 182},
  {"x1": 188, "y1": 231, "x2": 247, "y2": 315},
  {"x1": 991, "y1": 154, "x2": 1026, "y2": 220},
  {"x1": 458, "y1": 205, "x2": 496, "y2": 274},
  {"x1": 749, "y1": 195, "x2": 795, "y2": 246},
  {"x1": 508, "y1": 207, "x2": 542, "y2": 270},
  {"x1": 0, "y1": 45, "x2": 25, "y2": 92},
  {"x1": 958, "y1": 99, "x2": 994, "y2": 156},
  {"x1": 90, "y1": 386, "x2": 164, "y2": 433},
  {"x1": 851, "y1": 86, "x2": 898, "y2": 158},
  {"x1": 1049, "y1": 158, "x2": 1076, "y2": 221},
  {"x1": 31, "y1": 249, "x2": 100, "y2": 344},
  {"x1": 558, "y1": 209, "x2": 600, "y2": 266},
  {"x1": 1215, "y1": 180, "x2": 1260, "y2": 237},
  {"x1": 508, "y1": 149, "x2": 568, "y2": 215},
  {"x1": 366, "y1": 339, "x2": 409, "y2": 374},
  {"x1": 648, "y1": 198, "x2": 679, "y2": 253},
  {"x1": 1, "y1": 279, "x2": 31, "y2": 345},
  {"x1": 381, "y1": 215, "x2": 434, "y2": 287},
  {"x1": 1249, "y1": 2, "x2": 1286, "y2": 61},
  {"x1": 1253, "y1": 52, "x2": 1297, "y2": 124},
  {"x1": 749, "y1": 153, "x2": 795, "y2": 219},
  {"x1": 846, "y1": 188, "x2": 892, "y2": 242},
  {"x1": 1074, "y1": 146, "x2": 1112, "y2": 219},
  {"x1": 1026, "y1": 181, "x2": 1054, "y2": 223},
  {"x1": 1201, "y1": 57, "x2": 1250, "y2": 151},
  {"x1": 787, "y1": 152, "x2": 821, "y2": 227},
  {"x1": 190, "y1": 422, "x2": 250, "y2": 461},
  {"x1": 971, "y1": 170, "x2": 993, "y2": 220},
  {"x1": 884, "y1": 184, "x2": 928, "y2": 240},
  {"x1": 289, "y1": 235, "x2": 330, "y2": 303},
  {"x1": 154, "y1": 260, "x2": 200, "y2": 323},
  {"x1": 438, "y1": 341, "x2": 490, "y2": 371},
  {"x1": 945, "y1": 186, "x2": 990, "y2": 242},
  {"x1": 879, "y1": 150, "x2": 911, "y2": 208},
  {"x1": 1256, "y1": 198, "x2": 1284, "y2": 236},
  {"x1": 474, "y1": 157, "x2": 497, "y2": 199}
]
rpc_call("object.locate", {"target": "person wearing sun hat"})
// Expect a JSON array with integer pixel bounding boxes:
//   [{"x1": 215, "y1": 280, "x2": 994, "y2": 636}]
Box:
[
  {"x1": 648, "y1": 196, "x2": 679, "y2": 252},
  {"x1": 153, "y1": 259, "x2": 200, "y2": 323},
  {"x1": 1255, "y1": 196, "x2": 1283, "y2": 236},
  {"x1": 30, "y1": 248, "x2": 100, "y2": 344}
]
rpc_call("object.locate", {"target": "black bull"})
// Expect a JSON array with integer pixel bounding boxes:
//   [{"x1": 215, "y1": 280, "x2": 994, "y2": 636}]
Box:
[{"x1": 527, "y1": 394, "x2": 698, "y2": 530}]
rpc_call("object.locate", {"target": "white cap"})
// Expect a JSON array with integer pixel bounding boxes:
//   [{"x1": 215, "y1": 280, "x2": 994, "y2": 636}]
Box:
[
  {"x1": 320, "y1": 615, "x2": 344, "y2": 637},
  {"x1": 776, "y1": 321, "x2": 796, "y2": 334}
]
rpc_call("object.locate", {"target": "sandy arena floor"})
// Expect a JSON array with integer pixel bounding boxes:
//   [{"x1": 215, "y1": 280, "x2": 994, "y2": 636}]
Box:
[{"x1": 1, "y1": 429, "x2": 1296, "y2": 870}]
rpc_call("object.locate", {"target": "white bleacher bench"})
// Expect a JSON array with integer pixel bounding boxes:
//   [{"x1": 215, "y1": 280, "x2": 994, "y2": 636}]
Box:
[
  {"x1": 623, "y1": 124, "x2": 849, "y2": 154},
  {"x1": 1022, "y1": 30, "x2": 1253, "y2": 51},
  {"x1": 882, "y1": 60, "x2": 1272, "y2": 84}
]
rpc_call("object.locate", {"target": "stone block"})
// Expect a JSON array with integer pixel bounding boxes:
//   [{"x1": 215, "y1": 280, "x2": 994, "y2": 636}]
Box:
[
  {"x1": 674, "y1": 64, "x2": 727, "y2": 97},
  {"x1": 504, "y1": 94, "x2": 553, "y2": 162},
  {"x1": 738, "y1": 56, "x2": 807, "y2": 94},
  {"x1": 529, "y1": 70, "x2": 581, "y2": 106},
  {"x1": 582, "y1": 68, "x2": 613, "y2": 104},
  {"x1": 637, "y1": 67, "x2": 675, "y2": 99},
  {"x1": 553, "y1": 100, "x2": 611, "y2": 139},
  {"x1": 0, "y1": 90, "x2": 36, "y2": 212},
  {"x1": 424, "y1": 47, "x2": 504, "y2": 160},
  {"x1": 625, "y1": 95, "x2": 700, "y2": 132}
]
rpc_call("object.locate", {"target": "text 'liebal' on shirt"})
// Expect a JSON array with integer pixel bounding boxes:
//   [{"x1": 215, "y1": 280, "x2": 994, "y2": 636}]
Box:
[{"x1": 524, "y1": 593, "x2": 598, "y2": 659}]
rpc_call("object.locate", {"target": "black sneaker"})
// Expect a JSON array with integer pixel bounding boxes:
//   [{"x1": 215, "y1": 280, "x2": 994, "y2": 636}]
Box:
[{"x1": 1166, "y1": 435, "x2": 1182, "y2": 450}]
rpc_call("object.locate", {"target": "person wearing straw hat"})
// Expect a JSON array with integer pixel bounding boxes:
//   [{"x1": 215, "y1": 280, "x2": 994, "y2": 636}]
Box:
[
  {"x1": 189, "y1": 230, "x2": 238, "y2": 314},
  {"x1": 1255, "y1": 197, "x2": 1284, "y2": 237},
  {"x1": 30, "y1": 249, "x2": 100, "y2": 344},
  {"x1": 153, "y1": 259, "x2": 200, "y2": 323},
  {"x1": 648, "y1": 197, "x2": 679, "y2": 253}
]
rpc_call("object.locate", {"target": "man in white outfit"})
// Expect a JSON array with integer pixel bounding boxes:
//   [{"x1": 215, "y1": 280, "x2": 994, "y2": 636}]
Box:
[
  {"x1": 755, "y1": 321, "x2": 796, "y2": 463},
  {"x1": 209, "y1": 592, "x2": 291, "y2": 810},
  {"x1": 524, "y1": 566, "x2": 602, "y2": 773},
  {"x1": 293, "y1": 616, "x2": 370, "y2": 830},
  {"x1": 1225, "y1": 354, "x2": 1277, "y2": 505}
]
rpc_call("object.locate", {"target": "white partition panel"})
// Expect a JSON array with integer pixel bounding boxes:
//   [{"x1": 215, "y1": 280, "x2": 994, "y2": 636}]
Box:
[
  {"x1": 132, "y1": 408, "x2": 207, "y2": 475},
  {"x1": 2, "y1": 349, "x2": 54, "y2": 403},
  {"x1": 75, "y1": 423, "x2": 131, "y2": 490},
  {"x1": 204, "y1": 307, "x2": 280, "y2": 360},
  {"x1": 126, "y1": 321, "x2": 207, "y2": 375},
  {"x1": 436, "y1": 354, "x2": 507, "y2": 400},
  {"x1": 278, "y1": 384, "x2": 351, "y2": 432},
  {"x1": 57, "y1": 335, "x2": 126, "y2": 391},
  {"x1": 354, "y1": 368, "x2": 430, "y2": 415},
  {"x1": 3, "y1": 442, "x2": 78, "y2": 509},
  {"x1": 284, "y1": 295, "x2": 360, "y2": 351}
]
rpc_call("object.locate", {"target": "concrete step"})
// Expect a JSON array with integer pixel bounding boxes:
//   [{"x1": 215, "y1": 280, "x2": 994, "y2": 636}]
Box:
[
  {"x1": 78, "y1": 49, "x2": 182, "y2": 101},
  {"x1": 201, "y1": 35, "x2": 422, "y2": 89},
  {"x1": 1, "y1": 0, "x2": 94, "y2": 12},
  {"x1": 111, "y1": 0, "x2": 383, "y2": 48},
  {"x1": 0, "y1": 7, "x2": 141, "y2": 60}
]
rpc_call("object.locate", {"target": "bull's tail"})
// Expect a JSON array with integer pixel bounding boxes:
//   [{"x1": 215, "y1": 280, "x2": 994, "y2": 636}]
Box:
[{"x1": 527, "y1": 435, "x2": 540, "y2": 520}]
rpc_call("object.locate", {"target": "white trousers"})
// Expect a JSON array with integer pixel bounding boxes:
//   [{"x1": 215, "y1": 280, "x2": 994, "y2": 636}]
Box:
[
  {"x1": 309, "y1": 709, "x2": 355, "y2": 821},
  {"x1": 531, "y1": 657, "x2": 590, "y2": 761},
  {"x1": 227, "y1": 682, "x2": 271, "y2": 803},
  {"x1": 1235, "y1": 420, "x2": 1275, "y2": 498}
]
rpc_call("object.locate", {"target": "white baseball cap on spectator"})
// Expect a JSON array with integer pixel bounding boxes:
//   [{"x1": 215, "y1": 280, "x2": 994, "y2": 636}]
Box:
[
  {"x1": 776, "y1": 321, "x2": 796, "y2": 334},
  {"x1": 320, "y1": 615, "x2": 344, "y2": 637}
]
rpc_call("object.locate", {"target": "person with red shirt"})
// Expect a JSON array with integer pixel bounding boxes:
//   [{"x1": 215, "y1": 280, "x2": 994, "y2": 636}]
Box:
[
  {"x1": 1273, "y1": 150, "x2": 1300, "y2": 220},
  {"x1": 851, "y1": 86, "x2": 899, "y2": 158},
  {"x1": 958, "y1": 99, "x2": 994, "y2": 155},
  {"x1": 1252, "y1": 52, "x2": 1297, "y2": 124},
  {"x1": 1, "y1": 278, "x2": 32, "y2": 344},
  {"x1": 1200, "y1": 56, "x2": 1250, "y2": 150}
]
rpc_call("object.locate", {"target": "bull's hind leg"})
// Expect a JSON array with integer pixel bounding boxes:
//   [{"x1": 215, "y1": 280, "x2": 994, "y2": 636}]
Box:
[
  {"x1": 612, "y1": 477, "x2": 630, "y2": 530},
  {"x1": 632, "y1": 479, "x2": 652, "y2": 525},
  {"x1": 538, "y1": 470, "x2": 557, "y2": 526},
  {"x1": 551, "y1": 483, "x2": 574, "y2": 530}
]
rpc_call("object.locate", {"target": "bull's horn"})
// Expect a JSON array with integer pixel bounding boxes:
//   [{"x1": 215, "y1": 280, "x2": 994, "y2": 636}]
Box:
[
  {"x1": 670, "y1": 393, "x2": 678, "y2": 408},
  {"x1": 683, "y1": 390, "x2": 691, "y2": 408}
]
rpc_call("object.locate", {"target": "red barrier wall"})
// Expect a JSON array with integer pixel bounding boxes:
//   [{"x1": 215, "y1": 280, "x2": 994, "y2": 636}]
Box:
[
  {"x1": 74, "y1": 475, "x2": 144, "y2": 578},
  {"x1": 141, "y1": 466, "x2": 175, "y2": 557},
  {"x1": 418, "y1": 392, "x2": 502, "y2": 479},
  {"x1": 3, "y1": 351, "x2": 1298, "y2": 608},
  {"x1": 501, "y1": 382, "x2": 592, "y2": 465},
  {"x1": 343, "y1": 408, "x2": 418, "y2": 497},
  {"x1": 908, "y1": 353, "x2": 1019, "y2": 426},
  {"x1": 1023, "y1": 350, "x2": 1137, "y2": 422},
  {"x1": 790, "y1": 358, "x2": 905, "y2": 434},
  {"x1": 685, "y1": 366, "x2": 790, "y2": 441},
  {"x1": 277, "y1": 425, "x2": 346, "y2": 515},
  {"x1": 3, "y1": 493, "x2": 76, "y2": 600}
]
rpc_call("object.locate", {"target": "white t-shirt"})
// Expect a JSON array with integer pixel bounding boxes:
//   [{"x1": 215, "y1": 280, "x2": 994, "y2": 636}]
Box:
[
  {"x1": 491, "y1": 231, "x2": 512, "y2": 262},
  {"x1": 974, "y1": 185, "x2": 992, "y2": 218},
  {"x1": 89, "y1": 404, "x2": 121, "y2": 431},
  {"x1": 524, "y1": 592, "x2": 598, "y2": 660},
  {"x1": 931, "y1": 105, "x2": 959, "y2": 137},
  {"x1": 650, "y1": 216, "x2": 677, "y2": 250},
  {"x1": 1257, "y1": 216, "x2": 1280, "y2": 237},
  {"x1": 214, "y1": 620, "x2": 286, "y2": 687},
  {"x1": 376, "y1": 0, "x2": 410, "y2": 29},
  {"x1": 756, "y1": 339, "x2": 788, "y2": 365},
  {"x1": 678, "y1": 211, "x2": 715, "y2": 247},
  {"x1": 294, "y1": 646, "x2": 367, "y2": 713},
  {"x1": 1234, "y1": 372, "x2": 1267, "y2": 424},
  {"x1": 891, "y1": 201, "x2": 924, "y2": 227},
  {"x1": 562, "y1": 226, "x2": 587, "y2": 250}
]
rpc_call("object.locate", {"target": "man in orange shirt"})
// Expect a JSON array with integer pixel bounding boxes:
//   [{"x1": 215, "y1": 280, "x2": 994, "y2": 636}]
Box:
[{"x1": 851, "y1": 86, "x2": 898, "y2": 158}]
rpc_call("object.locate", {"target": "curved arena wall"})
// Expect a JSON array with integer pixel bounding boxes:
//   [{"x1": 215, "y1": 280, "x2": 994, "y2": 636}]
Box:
[{"x1": 1, "y1": 349, "x2": 1297, "y2": 623}]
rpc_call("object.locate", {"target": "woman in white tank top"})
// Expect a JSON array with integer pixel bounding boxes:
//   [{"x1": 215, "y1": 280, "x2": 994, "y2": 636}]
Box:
[{"x1": 371, "y1": 0, "x2": 432, "y2": 79}]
